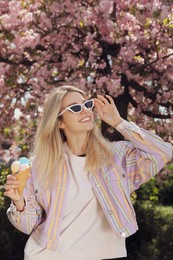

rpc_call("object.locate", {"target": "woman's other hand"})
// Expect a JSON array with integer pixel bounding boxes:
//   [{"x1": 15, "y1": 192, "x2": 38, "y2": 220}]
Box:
[{"x1": 4, "y1": 174, "x2": 25, "y2": 211}]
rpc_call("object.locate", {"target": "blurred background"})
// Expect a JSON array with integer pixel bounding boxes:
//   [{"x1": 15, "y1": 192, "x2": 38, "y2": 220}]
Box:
[{"x1": 0, "y1": 0, "x2": 173, "y2": 259}]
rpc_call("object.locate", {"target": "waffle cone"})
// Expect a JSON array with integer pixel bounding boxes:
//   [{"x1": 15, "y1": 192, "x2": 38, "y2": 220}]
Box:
[{"x1": 16, "y1": 167, "x2": 31, "y2": 195}]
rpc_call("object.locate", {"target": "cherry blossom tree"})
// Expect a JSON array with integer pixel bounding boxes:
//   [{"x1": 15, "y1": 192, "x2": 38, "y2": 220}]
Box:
[{"x1": 0, "y1": 0, "x2": 172, "y2": 155}]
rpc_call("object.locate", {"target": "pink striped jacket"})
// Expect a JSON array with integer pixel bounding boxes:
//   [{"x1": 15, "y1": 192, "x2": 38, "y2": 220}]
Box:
[{"x1": 7, "y1": 120, "x2": 172, "y2": 251}]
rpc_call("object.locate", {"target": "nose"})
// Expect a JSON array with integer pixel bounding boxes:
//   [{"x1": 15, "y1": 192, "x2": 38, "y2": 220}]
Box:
[{"x1": 81, "y1": 104, "x2": 87, "y2": 113}]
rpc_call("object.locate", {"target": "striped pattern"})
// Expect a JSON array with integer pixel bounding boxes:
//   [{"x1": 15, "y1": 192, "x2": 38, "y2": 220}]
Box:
[
  {"x1": 7, "y1": 120, "x2": 172, "y2": 250},
  {"x1": 47, "y1": 162, "x2": 67, "y2": 249},
  {"x1": 89, "y1": 172, "x2": 135, "y2": 237}
]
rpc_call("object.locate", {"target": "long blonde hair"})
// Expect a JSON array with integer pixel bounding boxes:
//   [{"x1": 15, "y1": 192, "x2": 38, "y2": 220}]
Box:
[{"x1": 31, "y1": 85, "x2": 113, "y2": 188}]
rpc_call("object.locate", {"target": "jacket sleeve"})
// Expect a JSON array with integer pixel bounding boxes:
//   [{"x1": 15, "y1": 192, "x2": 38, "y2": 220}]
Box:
[
  {"x1": 116, "y1": 120, "x2": 173, "y2": 193},
  {"x1": 6, "y1": 173, "x2": 44, "y2": 235}
]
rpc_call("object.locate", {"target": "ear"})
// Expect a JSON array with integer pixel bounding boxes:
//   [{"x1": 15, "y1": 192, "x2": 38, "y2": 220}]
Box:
[{"x1": 58, "y1": 121, "x2": 65, "y2": 129}]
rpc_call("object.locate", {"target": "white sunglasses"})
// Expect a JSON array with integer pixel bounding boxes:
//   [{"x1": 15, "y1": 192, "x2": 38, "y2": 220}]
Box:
[{"x1": 58, "y1": 99, "x2": 94, "y2": 117}]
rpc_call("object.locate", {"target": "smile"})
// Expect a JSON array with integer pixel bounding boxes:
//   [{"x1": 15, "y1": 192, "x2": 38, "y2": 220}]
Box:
[{"x1": 80, "y1": 117, "x2": 91, "y2": 123}]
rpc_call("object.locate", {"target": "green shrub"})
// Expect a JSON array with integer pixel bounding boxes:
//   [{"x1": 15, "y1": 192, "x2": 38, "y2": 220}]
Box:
[
  {"x1": 0, "y1": 206, "x2": 29, "y2": 260},
  {"x1": 126, "y1": 204, "x2": 173, "y2": 260}
]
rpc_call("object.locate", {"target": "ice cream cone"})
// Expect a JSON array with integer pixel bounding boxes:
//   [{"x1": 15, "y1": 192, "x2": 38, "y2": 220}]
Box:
[{"x1": 16, "y1": 167, "x2": 31, "y2": 195}]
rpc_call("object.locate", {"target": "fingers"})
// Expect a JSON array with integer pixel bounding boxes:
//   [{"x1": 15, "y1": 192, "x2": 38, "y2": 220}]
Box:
[
  {"x1": 4, "y1": 189, "x2": 15, "y2": 198},
  {"x1": 94, "y1": 102, "x2": 103, "y2": 116},
  {"x1": 105, "y1": 95, "x2": 114, "y2": 105},
  {"x1": 95, "y1": 95, "x2": 115, "y2": 105},
  {"x1": 4, "y1": 175, "x2": 21, "y2": 201},
  {"x1": 4, "y1": 175, "x2": 19, "y2": 191},
  {"x1": 96, "y1": 95, "x2": 110, "y2": 105},
  {"x1": 94, "y1": 94, "x2": 115, "y2": 111},
  {"x1": 94, "y1": 98, "x2": 103, "y2": 109}
]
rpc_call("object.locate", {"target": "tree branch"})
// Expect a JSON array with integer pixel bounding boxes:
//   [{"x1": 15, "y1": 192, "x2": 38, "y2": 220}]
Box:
[
  {"x1": 128, "y1": 93, "x2": 172, "y2": 119},
  {"x1": 137, "y1": 52, "x2": 173, "y2": 74},
  {"x1": 0, "y1": 56, "x2": 35, "y2": 66}
]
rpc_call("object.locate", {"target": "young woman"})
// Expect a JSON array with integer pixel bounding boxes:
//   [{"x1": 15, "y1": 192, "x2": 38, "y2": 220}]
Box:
[{"x1": 4, "y1": 85, "x2": 172, "y2": 260}]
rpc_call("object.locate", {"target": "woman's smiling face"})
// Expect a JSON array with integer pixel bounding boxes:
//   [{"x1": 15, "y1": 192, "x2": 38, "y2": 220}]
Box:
[{"x1": 59, "y1": 91, "x2": 94, "y2": 137}]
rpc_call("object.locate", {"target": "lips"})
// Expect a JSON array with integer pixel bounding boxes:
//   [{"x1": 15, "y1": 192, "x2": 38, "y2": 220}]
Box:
[{"x1": 80, "y1": 117, "x2": 91, "y2": 123}]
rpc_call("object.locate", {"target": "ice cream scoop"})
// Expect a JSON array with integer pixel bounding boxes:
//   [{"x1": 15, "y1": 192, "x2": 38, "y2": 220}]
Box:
[
  {"x1": 10, "y1": 157, "x2": 31, "y2": 195},
  {"x1": 11, "y1": 160, "x2": 20, "y2": 174},
  {"x1": 19, "y1": 157, "x2": 30, "y2": 165}
]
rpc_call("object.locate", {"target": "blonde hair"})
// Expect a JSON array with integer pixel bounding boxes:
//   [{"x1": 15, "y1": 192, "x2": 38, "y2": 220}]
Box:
[{"x1": 31, "y1": 85, "x2": 113, "y2": 188}]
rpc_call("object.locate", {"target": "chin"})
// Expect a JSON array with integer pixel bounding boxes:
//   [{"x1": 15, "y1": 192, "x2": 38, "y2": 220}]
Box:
[
  {"x1": 87, "y1": 121, "x2": 95, "y2": 129},
  {"x1": 81, "y1": 122, "x2": 94, "y2": 132}
]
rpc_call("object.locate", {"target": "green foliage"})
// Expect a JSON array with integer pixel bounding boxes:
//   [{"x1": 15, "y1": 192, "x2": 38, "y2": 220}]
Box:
[
  {"x1": 0, "y1": 161, "x2": 29, "y2": 260},
  {"x1": 0, "y1": 207, "x2": 28, "y2": 260},
  {"x1": 133, "y1": 164, "x2": 173, "y2": 206},
  {"x1": 4, "y1": 128, "x2": 11, "y2": 138},
  {"x1": 159, "y1": 171, "x2": 173, "y2": 206},
  {"x1": 127, "y1": 204, "x2": 173, "y2": 260},
  {"x1": 126, "y1": 163, "x2": 173, "y2": 259},
  {"x1": 135, "y1": 177, "x2": 160, "y2": 205},
  {"x1": 0, "y1": 162, "x2": 10, "y2": 208}
]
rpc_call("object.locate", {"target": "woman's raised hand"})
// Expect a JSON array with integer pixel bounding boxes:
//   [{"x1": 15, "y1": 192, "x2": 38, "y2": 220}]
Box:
[{"x1": 94, "y1": 95, "x2": 123, "y2": 128}]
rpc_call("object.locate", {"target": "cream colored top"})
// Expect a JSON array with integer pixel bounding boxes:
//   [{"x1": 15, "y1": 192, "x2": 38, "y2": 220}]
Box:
[{"x1": 24, "y1": 145, "x2": 126, "y2": 260}]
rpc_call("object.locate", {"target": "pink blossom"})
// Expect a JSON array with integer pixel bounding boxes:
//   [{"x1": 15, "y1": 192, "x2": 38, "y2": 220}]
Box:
[
  {"x1": 22, "y1": 12, "x2": 33, "y2": 24},
  {"x1": 0, "y1": 0, "x2": 172, "y2": 148}
]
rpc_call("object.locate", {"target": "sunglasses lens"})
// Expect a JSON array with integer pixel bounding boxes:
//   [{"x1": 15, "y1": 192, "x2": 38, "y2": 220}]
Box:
[
  {"x1": 85, "y1": 100, "x2": 93, "y2": 109},
  {"x1": 70, "y1": 105, "x2": 81, "y2": 113}
]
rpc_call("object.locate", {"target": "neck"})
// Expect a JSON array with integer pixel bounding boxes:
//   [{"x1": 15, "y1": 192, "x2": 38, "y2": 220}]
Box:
[{"x1": 66, "y1": 133, "x2": 88, "y2": 156}]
